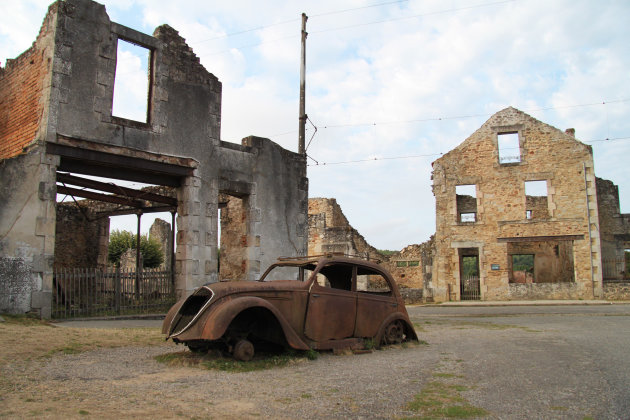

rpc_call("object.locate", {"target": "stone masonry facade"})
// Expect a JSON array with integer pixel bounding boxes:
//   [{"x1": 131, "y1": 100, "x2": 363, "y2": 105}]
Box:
[
  {"x1": 0, "y1": 0, "x2": 307, "y2": 316},
  {"x1": 431, "y1": 107, "x2": 603, "y2": 301}
]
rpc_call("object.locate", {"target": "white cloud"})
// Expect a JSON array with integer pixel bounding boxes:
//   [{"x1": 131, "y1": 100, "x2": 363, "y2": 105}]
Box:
[{"x1": 4, "y1": 0, "x2": 630, "y2": 245}]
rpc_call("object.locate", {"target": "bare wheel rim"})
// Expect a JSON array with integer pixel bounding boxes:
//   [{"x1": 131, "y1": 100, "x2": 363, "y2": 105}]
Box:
[
  {"x1": 233, "y1": 339, "x2": 255, "y2": 361},
  {"x1": 383, "y1": 320, "x2": 404, "y2": 344}
]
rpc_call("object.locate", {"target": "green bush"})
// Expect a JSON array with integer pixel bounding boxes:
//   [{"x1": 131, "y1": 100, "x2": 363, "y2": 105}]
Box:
[{"x1": 108, "y1": 230, "x2": 164, "y2": 268}]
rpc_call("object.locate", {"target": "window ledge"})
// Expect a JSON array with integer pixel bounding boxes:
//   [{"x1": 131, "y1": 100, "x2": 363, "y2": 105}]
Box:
[{"x1": 111, "y1": 116, "x2": 152, "y2": 131}]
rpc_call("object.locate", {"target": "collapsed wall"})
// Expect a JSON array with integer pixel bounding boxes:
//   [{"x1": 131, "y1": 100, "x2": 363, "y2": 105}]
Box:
[
  {"x1": 0, "y1": 0, "x2": 307, "y2": 316},
  {"x1": 307, "y1": 197, "x2": 432, "y2": 301}
]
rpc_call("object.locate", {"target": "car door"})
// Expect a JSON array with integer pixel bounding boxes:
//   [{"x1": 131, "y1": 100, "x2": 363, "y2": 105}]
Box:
[
  {"x1": 304, "y1": 263, "x2": 357, "y2": 342},
  {"x1": 354, "y1": 266, "x2": 398, "y2": 338}
]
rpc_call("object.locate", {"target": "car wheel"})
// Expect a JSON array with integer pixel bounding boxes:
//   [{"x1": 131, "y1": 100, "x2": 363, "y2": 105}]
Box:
[
  {"x1": 233, "y1": 339, "x2": 255, "y2": 361},
  {"x1": 382, "y1": 320, "x2": 404, "y2": 345}
]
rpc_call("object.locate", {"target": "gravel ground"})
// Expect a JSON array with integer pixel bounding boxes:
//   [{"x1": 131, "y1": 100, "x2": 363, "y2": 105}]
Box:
[{"x1": 4, "y1": 305, "x2": 629, "y2": 419}]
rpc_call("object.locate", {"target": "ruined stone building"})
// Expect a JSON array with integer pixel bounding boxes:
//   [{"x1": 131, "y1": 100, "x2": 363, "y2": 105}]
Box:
[
  {"x1": 430, "y1": 107, "x2": 629, "y2": 302},
  {"x1": 0, "y1": 0, "x2": 307, "y2": 316},
  {"x1": 308, "y1": 198, "x2": 429, "y2": 302}
]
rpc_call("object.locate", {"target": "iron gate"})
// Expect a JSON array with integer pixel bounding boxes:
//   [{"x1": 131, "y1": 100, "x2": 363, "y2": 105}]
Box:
[
  {"x1": 460, "y1": 275, "x2": 481, "y2": 300},
  {"x1": 52, "y1": 267, "x2": 175, "y2": 319}
]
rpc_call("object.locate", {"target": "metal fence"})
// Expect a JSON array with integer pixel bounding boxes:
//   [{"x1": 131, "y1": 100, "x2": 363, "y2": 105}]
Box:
[
  {"x1": 52, "y1": 267, "x2": 175, "y2": 319},
  {"x1": 460, "y1": 275, "x2": 481, "y2": 301},
  {"x1": 602, "y1": 257, "x2": 629, "y2": 283}
]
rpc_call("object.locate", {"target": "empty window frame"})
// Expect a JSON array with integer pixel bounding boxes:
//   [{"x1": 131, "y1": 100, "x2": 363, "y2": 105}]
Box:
[
  {"x1": 356, "y1": 266, "x2": 391, "y2": 294},
  {"x1": 497, "y1": 132, "x2": 521, "y2": 164},
  {"x1": 510, "y1": 254, "x2": 534, "y2": 284},
  {"x1": 112, "y1": 39, "x2": 151, "y2": 123},
  {"x1": 525, "y1": 180, "x2": 548, "y2": 219},
  {"x1": 456, "y1": 184, "x2": 477, "y2": 223}
]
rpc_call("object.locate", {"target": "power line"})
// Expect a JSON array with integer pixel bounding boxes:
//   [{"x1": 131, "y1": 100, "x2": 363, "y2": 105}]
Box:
[
  {"x1": 189, "y1": 0, "x2": 410, "y2": 44},
  {"x1": 315, "y1": 99, "x2": 630, "y2": 130},
  {"x1": 310, "y1": 0, "x2": 516, "y2": 35},
  {"x1": 307, "y1": 136, "x2": 630, "y2": 167},
  {"x1": 195, "y1": 0, "x2": 516, "y2": 56},
  {"x1": 311, "y1": 0, "x2": 409, "y2": 18},
  {"x1": 271, "y1": 98, "x2": 630, "y2": 140}
]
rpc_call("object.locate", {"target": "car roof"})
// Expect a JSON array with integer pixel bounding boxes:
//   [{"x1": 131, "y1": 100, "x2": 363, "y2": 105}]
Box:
[{"x1": 275, "y1": 253, "x2": 385, "y2": 271}]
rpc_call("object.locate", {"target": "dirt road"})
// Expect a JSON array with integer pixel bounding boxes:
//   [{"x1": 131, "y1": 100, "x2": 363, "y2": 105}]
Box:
[{"x1": 1, "y1": 304, "x2": 629, "y2": 419}]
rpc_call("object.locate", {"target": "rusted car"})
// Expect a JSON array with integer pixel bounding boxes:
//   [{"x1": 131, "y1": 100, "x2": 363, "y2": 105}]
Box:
[{"x1": 162, "y1": 254, "x2": 417, "y2": 360}]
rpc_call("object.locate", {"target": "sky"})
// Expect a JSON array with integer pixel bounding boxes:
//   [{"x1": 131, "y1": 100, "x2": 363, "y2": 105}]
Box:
[{"x1": 1, "y1": 0, "x2": 629, "y2": 250}]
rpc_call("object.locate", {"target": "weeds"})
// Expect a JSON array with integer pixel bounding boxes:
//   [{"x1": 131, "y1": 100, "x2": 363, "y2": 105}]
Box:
[{"x1": 155, "y1": 349, "x2": 316, "y2": 373}]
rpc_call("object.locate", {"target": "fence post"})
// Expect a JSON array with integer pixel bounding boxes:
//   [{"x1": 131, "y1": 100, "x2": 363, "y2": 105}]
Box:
[{"x1": 115, "y1": 266, "x2": 121, "y2": 314}]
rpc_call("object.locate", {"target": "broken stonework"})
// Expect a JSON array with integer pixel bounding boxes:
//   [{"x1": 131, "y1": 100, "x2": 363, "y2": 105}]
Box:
[
  {"x1": 307, "y1": 197, "x2": 429, "y2": 302},
  {"x1": 0, "y1": 0, "x2": 307, "y2": 316},
  {"x1": 431, "y1": 107, "x2": 603, "y2": 301}
]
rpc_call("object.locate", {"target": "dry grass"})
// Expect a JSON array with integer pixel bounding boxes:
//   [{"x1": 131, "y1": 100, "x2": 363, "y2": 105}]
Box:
[
  {"x1": 0, "y1": 315, "x2": 165, "y2": 365},
  {"x1": 0, "y1": 315, "x2": 171, "y2": 419}
]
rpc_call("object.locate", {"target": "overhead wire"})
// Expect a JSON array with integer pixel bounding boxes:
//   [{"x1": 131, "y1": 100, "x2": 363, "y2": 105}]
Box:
[
  {"x1": 192, "y1": 0, "x2": 516, "y2": 56},
  {"x1": 307, "y1": 136, "x2": 630, "y2": 167}
]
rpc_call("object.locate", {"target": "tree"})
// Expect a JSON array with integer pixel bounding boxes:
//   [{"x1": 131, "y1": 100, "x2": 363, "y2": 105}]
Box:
[{"x1": 108, "y1": 230, "x2": 164, "y2": 268}]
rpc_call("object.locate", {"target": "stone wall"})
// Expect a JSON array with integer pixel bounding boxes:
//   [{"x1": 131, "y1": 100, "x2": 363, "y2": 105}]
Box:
[
  {"x1": 431, "y1": 107, "x2": 602, "y2": 301},
  {"x1": 384, "y1": 239, "x2": 435, "y2": 290},
  {"x1": 597, "y1": 178, "x2": 630, "y2": 262},
  {"x1": 219, "y1": 194, "x2": 247, "y2": 281},
  {"x1": 0, "y1": 0, "x2": 307, "y2": 315},
  {"x1": 603, "y1": 281, "x2": 630, "y2": 301},
  {"x1": 54, "y1": 203, "x2": 109, "y2": 269},
  {"x1": 308, "y1": 198, "x2": 383, "y2": 259},
  {"x1": 307, "y1": 197, "x2": 430, "y2": 301}
]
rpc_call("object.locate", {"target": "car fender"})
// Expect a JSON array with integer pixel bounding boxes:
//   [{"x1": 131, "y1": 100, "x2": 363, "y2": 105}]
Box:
[
  {"x1": 162, "y1": 297, "x2": 186, "y2": 335},
  {"x1": 200, "y1": 296, "x2": 311, "y2": 350},
  {"x1": 374, "y1": 312, "x2": 419, "y2": 345}
]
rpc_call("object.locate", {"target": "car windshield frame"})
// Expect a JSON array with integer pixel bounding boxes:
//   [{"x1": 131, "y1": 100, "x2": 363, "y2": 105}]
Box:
[{"x1": 257, "y1": 262, "x2": 318, "y2": 282}]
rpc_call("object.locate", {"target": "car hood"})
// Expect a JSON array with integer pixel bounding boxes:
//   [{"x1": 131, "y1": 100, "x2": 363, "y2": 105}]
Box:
[
  {"x1": 163, "y1": 280, "x2": 307, "y2": 338},
  {"x1": 207, "y1": 279, "x2": 307, "y2": 297}
]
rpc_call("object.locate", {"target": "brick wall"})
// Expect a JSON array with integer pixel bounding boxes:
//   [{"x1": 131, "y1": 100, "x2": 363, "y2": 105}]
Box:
[{"x1": 0, "y1": 4, "x2": 56, "y2": 160}]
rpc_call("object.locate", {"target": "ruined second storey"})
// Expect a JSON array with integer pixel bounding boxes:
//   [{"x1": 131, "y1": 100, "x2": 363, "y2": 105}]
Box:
[
  {"x1": 431, "y1": 107, "x2": 601, "y2": 301},
  {"x1": 0, "y1": 0, "x2": 307, "y2": 316}
]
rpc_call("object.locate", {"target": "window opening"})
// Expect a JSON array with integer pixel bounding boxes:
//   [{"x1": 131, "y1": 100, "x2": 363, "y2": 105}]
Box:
[
  {"x1": 113, "y1": 39, "x2": 151, "y2": 123},
  {"x1": 317, "y1": 264, "x2": 353, "y2": 291},
  {"x1": 508, "y1": 241, "x2": 574, "y2": 283},
  {"x1": 456, "y1": 184, "x2": 477, "y2": 223},
  {"x1": 498, "y1": 132, "x2": 520, "y2": 163},
  {"x1": 356, "y1": 267, "x2": 391, "y2": 294},
  {"x1": 511, "y1": 254, "x2": 534, "y2": 283},
  {"x1": 525, "y1": 180, "x2": 548, "y2": 220}
]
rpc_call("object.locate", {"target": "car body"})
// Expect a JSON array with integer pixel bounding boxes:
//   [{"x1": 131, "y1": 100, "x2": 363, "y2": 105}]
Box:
[{"x1": 162, "y1": 254, "x2": 418, "y2": 360}]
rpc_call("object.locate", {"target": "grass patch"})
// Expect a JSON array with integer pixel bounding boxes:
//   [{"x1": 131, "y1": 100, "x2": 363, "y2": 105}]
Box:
[
  {"x1": 405, "y1": 379, "x2": 488, "y2": 419},
  {"x1": 1, "y1": 313, "x2": 52, "y2": 326},
  {"x1": 427, "y1": 318, "x2": 540, "y2": 333},
  {"x1": 364, "y1": 338, "x2": 376, "y2": 350},
  {"x1": 0, "y1": 317, "x2": 166, "y2": 366},
  {"x1": 155, "y1": 349, "x2": 314, "y2": 373}
]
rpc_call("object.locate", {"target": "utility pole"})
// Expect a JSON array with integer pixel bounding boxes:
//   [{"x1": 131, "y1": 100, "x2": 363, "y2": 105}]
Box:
[{"x1": 298, "y1": 13, "x2": 308, "y2": 155}]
